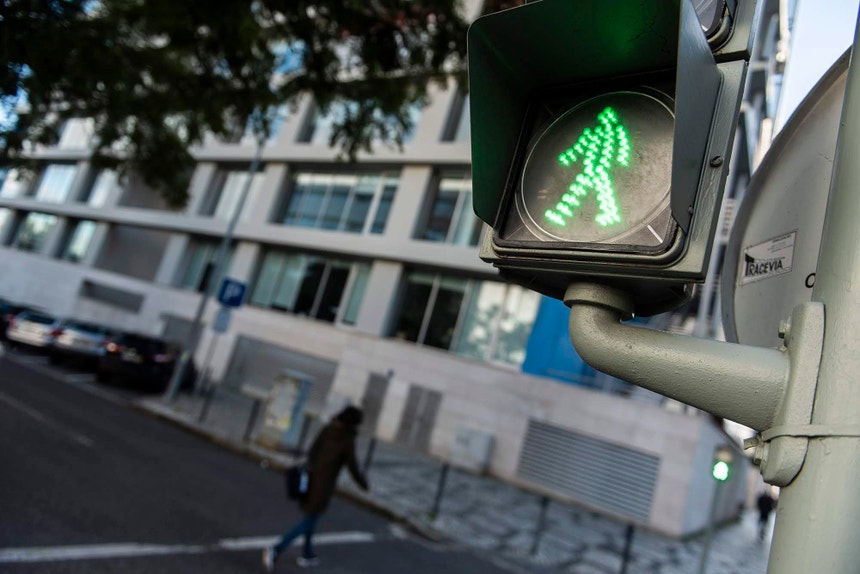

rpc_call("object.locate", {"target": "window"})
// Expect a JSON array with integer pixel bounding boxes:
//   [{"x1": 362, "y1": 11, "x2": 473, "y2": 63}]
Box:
[
  {"x1": 250, "y1": 249, "x2": 370, "y2": 324},
  {"x1": 12, "y1": 213, "x2": 59, "y2": 253},
  {"x1": 302, "y1": 100, "x2": 422, "y2": 146},
  {"x1": 279, "y1": 171, "x2": 398, "y2": 235},
  {"x1": 0, "y1": 208, "x2": 11, "y2": 238},
  {"x1": 0, "y1": 168, "x2": 32, "y2": 199},
  {"x1": 455, "y1": 281, "x2": 541, "y2": 365},
  {"x1": 61, "y1": 220, "x2": 97, "y2": 263},
  {"x1": 392, "y1": 271, "x2": 540, "y2": 366},
  {"x1": 454, "y1": 94, "x2": 470, "y2": 142},
  {"x1": 34, "y1": 164, "x2": 78, "y2": 203},
  {"x1": 177, "y1": 239, "x2": 235, "y2": 292},
  {"x1": 58, "y1": 119, "x2": 94, "y2": 149},
  {"x1": 82, "y1": 169, "x2": 123, "y2": 207},
  {"x1": 421, "y1": 174, "x2": 483, "y2": 246},
  {"x1": 202, "y1": 169, "x2": 266, "y2": 221}
]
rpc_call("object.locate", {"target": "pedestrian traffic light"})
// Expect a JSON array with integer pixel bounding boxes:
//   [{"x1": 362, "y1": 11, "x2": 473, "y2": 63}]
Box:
[
  {"x1": 712, "y1": 445, "x2": 734, "y2": 481},
  {"x1": 468, "y1": 0, "x2": 759, "y2": 315}
]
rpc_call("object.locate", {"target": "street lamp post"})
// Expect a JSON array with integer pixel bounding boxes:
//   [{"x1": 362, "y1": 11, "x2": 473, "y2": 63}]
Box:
[{"x1": 163, "y1": 120, "x2": 265, "y2": 403}]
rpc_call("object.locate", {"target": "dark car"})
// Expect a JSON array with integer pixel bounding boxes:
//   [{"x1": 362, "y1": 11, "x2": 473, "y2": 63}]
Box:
[
  {"x1": 96, "y1": 332, "x2": 197, "y2": 393},
  {"x1": 49, "y1": 319, "x2": 116, "y2": 368}
]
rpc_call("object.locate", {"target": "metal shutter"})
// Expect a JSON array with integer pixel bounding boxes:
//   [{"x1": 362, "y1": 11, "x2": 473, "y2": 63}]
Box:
[{"x1": 517, "y1": 420, "x2": 660, "y2": 523}]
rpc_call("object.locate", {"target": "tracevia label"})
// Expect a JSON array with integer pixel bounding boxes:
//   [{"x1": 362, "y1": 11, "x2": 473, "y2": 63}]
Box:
[{"x1": 739, "y1": 231, "x2": 796, "y2": 285}]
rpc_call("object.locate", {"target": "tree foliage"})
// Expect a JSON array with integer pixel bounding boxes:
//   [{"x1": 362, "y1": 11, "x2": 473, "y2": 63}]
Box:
[{"x1": 0, "y1": 0, "x2": 468, "y2": 207}]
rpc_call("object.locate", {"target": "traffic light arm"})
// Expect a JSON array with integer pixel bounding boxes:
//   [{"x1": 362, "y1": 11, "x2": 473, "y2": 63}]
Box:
[{"x1": 564, "y1": 284, "x2": 822, "y2": 441}]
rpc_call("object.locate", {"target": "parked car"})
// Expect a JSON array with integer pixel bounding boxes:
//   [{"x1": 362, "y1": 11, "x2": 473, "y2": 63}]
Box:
[
  {"x1": 0, "y1": 299, "x2": 41, "y2": 342},
  {"x1": 49, "y1": 319, "x2": 115, "y2": 368},
  {"x1": 97, "y1": 332, "x2": 197, "y2": 393},
  {"x1": 5, "y1": 310, "x2": 58, "y2": 349}
]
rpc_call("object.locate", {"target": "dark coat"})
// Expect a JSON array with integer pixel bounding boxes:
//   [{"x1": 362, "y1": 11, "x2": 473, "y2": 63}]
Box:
[{"x1": 300, "y1": 420, "x2": 368, "y2": 515}]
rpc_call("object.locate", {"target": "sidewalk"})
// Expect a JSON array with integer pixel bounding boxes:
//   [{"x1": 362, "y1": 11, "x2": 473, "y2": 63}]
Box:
[{"x1": 136, "y1": 387, "x2": 772, "y2": 574}]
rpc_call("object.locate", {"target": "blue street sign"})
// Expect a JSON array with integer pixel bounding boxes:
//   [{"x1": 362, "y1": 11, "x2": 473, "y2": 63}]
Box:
[
  {"x1": 213, "y1": 306, "x2": 232, "y2": 333},
  {"x1": 217, "y1": 278, "x2": 246, "y2": 308}
]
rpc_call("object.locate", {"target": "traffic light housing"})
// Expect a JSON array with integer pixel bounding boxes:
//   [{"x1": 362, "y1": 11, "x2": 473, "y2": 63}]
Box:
[{"x1": 468, "y1": 0, "x2": 758, "y2": 315}]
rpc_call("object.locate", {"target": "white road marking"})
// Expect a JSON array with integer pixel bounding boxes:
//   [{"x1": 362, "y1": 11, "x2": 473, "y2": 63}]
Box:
[
  {"x1": 14, "y1": 354, "x2": 49, "y2": 365},
  {"x1": 0, "y1": 391, "x2": 94, "y2": 448},
  {"x1": 64, "y1": 373, "x2": 96, "y2": 384},
  {"x1": 647, "y1": 224, "x2": 663, "y2": 243},
  {"x1": 0, "y1": 532, "x2": 377, "y2": 563}
]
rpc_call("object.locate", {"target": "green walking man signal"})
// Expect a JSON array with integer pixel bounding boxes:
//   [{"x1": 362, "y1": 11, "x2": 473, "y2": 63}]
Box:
[{"x1": 547, "y1": 106, "x2": 631, "y2": 229}]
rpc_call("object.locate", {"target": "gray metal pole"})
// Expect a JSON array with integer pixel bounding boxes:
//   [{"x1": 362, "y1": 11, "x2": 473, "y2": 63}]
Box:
[
  {"x1": 697, "y1": 479, "x2": 724, "y2": 574},
  {"x1": 163, "y1": 125, "x2": 265, "y2": 403},
  {"x1": 766, "y1": 11, "x2": 860, "y2": 573}
]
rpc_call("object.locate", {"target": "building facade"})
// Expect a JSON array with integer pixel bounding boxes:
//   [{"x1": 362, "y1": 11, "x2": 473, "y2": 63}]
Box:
[{"x1": 0, "y1": 0, "x2": 793, "y2": 537}]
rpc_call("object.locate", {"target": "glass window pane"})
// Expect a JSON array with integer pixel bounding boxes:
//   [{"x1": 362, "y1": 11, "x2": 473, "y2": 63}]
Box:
[
  {"x1": 451, "y1": 190, "x2": 483, "y2": 246},
  {"x1": 61, "y1": 221, "x2": 97, "y2": 263},
  {"x1": 393, "y1": 273, "x2": 435, "y2": 342},
  {"x1": 454, "y1": 282, "x2": 506, "y2": 361},
  {"x1": 344, "y1": 192, "x2": 372, "y2": 233},
  {"x1": 493, "y1": 286, "x2": 541, "y2": 365},
  {"x1": 0, "y1": 168, "x2": 31, "y2": 198},
  {"x1": 289, "y1": 174, "x2": 327, "y2": 228},
  {"x1": 293, "y1": 259, "x2": 326, "y2": 315},
  {"x1": 212, "y1": 171, "x2": 263, "y2": 221},
  {"x1": 315, "y1": 262, "x2": 350, "y2": 322},
  {"x1": 250, "y1": 251, "x2": 286, "y2": 307},
  {"x1": 34, "y1": 165, "x2": 78, "y2": 203},
  {"x1": 371, "y1": 186, "x2": 396, "y2": 235},
  {"x1": 321, "y1": 186, "x2": 349, "y2": 230},
  {"x1": 179, "y1": 243, "x2": 214, "y2": 290},
  {"x1": 424, "y1": 189, "x2": 457, "y2": 241},
  {"x1": 424, "y1": 278, "x2": 467, "y2": 350},
  {"x1": 272, "y1": 254, "x2": 306, "y2": 311},
  {"x1": 13, "y1": 213, "x2": 59, "y2": 252},
  {"x1": 86, "y1": 170, "x2": 117, "y2": 207},
  {"x1": 0, "y1": 208, "x2": 11, "y2": 236},
  {"x1": 341, "y1": 264, "x2": 370, "y2": 326}
]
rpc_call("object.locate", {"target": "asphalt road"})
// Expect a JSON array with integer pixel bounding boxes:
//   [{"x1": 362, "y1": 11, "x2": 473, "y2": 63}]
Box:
[{"x1": 0, "y1": 351, "x2": 522, "y2": 574}]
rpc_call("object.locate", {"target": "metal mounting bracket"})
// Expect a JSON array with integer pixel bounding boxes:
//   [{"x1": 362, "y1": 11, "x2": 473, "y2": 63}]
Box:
[{"x1": 743, "y1": 302, "x2": 825, "y2": 486}]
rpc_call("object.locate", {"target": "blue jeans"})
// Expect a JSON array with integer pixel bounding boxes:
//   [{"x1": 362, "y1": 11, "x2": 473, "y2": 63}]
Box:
[{"x1": 273, "y1": 514, "x2": 320, "y2": 558}]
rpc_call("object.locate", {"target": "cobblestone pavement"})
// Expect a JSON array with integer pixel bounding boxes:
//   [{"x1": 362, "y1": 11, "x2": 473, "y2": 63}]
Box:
[{"x1": 138, "y1": 388, "x2": 773, "y2": 574}]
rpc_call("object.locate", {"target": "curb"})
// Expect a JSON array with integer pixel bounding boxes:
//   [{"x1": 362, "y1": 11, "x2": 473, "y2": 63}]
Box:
[{"x1": 129, "y1": 399, "x2": 449, "y2": 545}]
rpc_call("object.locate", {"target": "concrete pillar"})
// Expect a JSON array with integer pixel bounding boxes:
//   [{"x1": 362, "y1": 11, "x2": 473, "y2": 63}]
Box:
[
  {"x1": 80, "y1": 223, "x2": 110, "y2": 267},
  {"x1": 227, "y1": 241, "x2": 261, "y2": 284},
  {"x1": 0, "y1": 207, "x2": 15, "y2": 245},
  {"x1": 383, "y1": 166, "x2": 433, "y2": 241},
  {"x1": 67, "y1": 161, "x2": 94, "y2": 203},
  {"x1": 154, "y1": 234, "x2": 191, "y2": 286},
  {"x1": 354, "y1": 260, "x2": 404, "y2": 336},
  {"x1": 246, "y1": 164, "x2": 288, "y2": 223},
  {"x1": 40, "y1": 217, "x2": 70, "y2": 258},
  {"x1": 183, "y1": 163, "x2": 218, "y2": 216},
  {"x1": 411, "y1": 81, "x2": 459, "y2": 146}
]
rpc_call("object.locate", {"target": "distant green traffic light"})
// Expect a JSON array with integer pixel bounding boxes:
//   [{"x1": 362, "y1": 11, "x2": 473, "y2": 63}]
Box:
[{"x1": 712, "y1": 460, "x2": 730, "y2": 481}]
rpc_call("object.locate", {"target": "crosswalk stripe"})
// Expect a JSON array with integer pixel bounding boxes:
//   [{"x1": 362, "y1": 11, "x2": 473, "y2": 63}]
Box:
[{"x1": 0, "y1": 531, "x2": 377, "y2": 563}]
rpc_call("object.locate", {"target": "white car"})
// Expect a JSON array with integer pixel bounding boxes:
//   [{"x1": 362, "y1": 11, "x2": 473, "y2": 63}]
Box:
[{"x1": 6, "y1": 310, "x2": 57, "y2": 349}]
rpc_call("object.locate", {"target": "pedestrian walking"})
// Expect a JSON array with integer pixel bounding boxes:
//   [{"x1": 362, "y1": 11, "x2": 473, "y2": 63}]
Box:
[
  {"x1": 756, "y1": 490, "x2": 776, "y2": 541},
  {"x1": 263, "y1": 406, "x2": 370, "y2": 570}
]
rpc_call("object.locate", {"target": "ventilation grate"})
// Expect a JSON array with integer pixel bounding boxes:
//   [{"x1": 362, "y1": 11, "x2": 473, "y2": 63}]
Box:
[{"x1": 517, "y1": 420, "x2": 660, "y2": 523}]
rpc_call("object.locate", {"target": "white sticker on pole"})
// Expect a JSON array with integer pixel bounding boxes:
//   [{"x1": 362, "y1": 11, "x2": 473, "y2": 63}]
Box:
[{"x1": 739, "y1": 231, "x2": 796, "y2": 285}]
